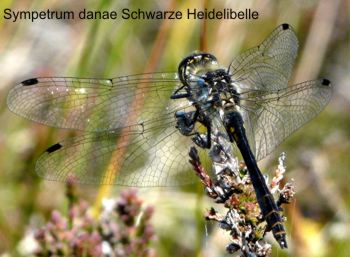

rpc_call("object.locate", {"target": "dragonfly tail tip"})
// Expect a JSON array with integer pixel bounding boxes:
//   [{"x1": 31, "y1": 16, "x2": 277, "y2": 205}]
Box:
[{"x1": 278, "y1": 238, "x2": 288, "y2": 249}]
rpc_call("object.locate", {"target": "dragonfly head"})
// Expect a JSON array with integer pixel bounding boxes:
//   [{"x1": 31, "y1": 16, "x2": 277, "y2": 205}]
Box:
[
  {"x1": 177, "y1": 52, "x2": 240, "y2": 108},
  {"x1": 178, "y1": 52, "x2": 221, "y2": 104},
  {"x1": 178, "y1": 52, "x2": 218, "y2": 87}
]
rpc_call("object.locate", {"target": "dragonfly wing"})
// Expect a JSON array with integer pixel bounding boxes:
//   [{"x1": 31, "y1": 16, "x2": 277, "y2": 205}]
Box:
[
  {"x1": 35, "y1": 124, "x2": 197, "y2": 186},
  {"x1": 7, "y1": 73, "x2": 183, "y2": 132},
  {"x1": 230, "y1": 23, "x2": 298, "y2": 91},
  {"x1": 239, "y1": 79, "x2": 332, "y2": 161}
]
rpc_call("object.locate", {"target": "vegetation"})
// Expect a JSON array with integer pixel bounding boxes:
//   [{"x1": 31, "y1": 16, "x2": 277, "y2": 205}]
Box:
[{"x1": 0, "y1": 0, "x2": 349, "y2": 256}]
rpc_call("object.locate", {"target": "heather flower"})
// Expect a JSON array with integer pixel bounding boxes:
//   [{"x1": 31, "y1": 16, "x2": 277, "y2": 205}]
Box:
[
  {"x1": 190, "y1": 140, "x2": 295, "y2": 257},
  {"x1": 30, "y1": 183, "x2": 155, "y2": 257}
]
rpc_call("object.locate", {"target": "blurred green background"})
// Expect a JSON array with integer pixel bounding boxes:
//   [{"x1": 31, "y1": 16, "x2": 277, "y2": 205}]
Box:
[{"x1": 0, "y1": 0, "x2": 349, "y2": 256}]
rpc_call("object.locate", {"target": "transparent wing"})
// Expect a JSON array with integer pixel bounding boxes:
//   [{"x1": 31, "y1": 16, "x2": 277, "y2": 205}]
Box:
[
  {"x1": 8, "y1": 72, "x2": 202, "y2": 186},
  {"x1": 239, "y1": 79, "x2": 332, "y2": 161},
  {"x1": 7, "y1": 73, "x2": 183, "y2": 132},
  {"x1": 35, "y1": 122, "x2": 199, "y2": 186},
  {"x1": 230, "y1": 23, "x2": 298, "y2": 91}
]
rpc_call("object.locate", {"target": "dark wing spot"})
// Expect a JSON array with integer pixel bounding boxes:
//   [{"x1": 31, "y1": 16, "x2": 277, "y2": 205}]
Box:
[
  {"x1": 282, "y1": 23, "x2": 290, "y2": 30},
  {"x1": 46, "y1": 143, "x2": 62, "y2": 153},
  {"x1": 321, "y1": 79, "x2": 331, "y2": 86},
  {"x1": 22, "y1": 78, "x2": 39, "y2": 86}
]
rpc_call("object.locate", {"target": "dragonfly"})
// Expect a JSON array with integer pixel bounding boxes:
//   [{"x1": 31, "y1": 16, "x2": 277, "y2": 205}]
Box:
[{"x1": 7, "y1": 24, "x2": 332, "y2": 248}]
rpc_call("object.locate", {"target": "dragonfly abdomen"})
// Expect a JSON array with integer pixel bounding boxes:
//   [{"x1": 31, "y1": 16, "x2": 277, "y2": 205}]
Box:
[{"x1": 224, "y1": 111, "x2": 287, "y2": 248}]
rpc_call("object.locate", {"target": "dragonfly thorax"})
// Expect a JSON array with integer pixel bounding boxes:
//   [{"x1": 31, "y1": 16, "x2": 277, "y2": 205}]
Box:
[{"x1": 202, "y1": 68, "x2": 240, "y2": 110}]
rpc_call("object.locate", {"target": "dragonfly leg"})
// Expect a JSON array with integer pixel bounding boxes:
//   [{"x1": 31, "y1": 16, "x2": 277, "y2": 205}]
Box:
[
  {"x1": 175, "y1": 110, "x2": 197, "y2": 135},
  {"x1": 170, "y1": 85, "x2": 190, "y2": 99},
  {"x1": 192, "y1": 113, "x2": 211, "y2": 149},
  {"x1": 175, "y1": 109, "x2": 212, "y2": 149}
]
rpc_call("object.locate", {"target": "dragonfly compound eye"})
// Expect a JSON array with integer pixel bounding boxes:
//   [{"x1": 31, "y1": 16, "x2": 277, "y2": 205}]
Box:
[{"x1": 178, "y1": 52, "x2": 219, "y2": 87}]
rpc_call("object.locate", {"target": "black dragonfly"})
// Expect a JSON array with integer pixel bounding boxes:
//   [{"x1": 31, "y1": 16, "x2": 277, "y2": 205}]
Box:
[{"x1": 7, "y1": 24, "x2": 332, "y2": 248}]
